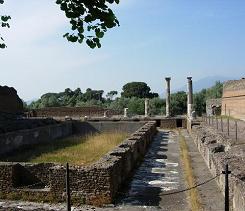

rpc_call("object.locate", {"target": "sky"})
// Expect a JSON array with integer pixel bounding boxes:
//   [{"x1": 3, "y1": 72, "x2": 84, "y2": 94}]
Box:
[{"x1": 0, "y1": 0, "x2": 245, "y2": 101}]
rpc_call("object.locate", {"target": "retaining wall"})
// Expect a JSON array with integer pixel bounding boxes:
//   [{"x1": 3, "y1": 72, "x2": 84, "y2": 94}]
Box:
[
  {"x1": 0, "y1": 122, "x2": 73, "y2": 156},
  {"x1": 0, "y1": 121, "x2": 157, "y2": 205},
  {"x1": 28, "y1": 107, "x2": 121, "y2": 118},
  {"x1": 160, "y1": 118, "x2": 187, "y2": 129},
  {"x1": 189, "y1": 124, "x2": 245, "y2": 211},
  {"x1": 73, "y1": 121, "x2": 146, "y2": 135}
]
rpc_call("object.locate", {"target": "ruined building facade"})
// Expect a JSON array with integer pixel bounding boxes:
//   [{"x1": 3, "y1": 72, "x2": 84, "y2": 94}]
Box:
[{"x1": 221, "y1": 78, "x2": 245, "y2": 120}]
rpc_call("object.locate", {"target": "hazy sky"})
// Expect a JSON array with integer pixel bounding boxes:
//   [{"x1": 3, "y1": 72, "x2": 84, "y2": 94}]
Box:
[{"x1": 0, "y1": 0, "x2": 245, "y2": 101}]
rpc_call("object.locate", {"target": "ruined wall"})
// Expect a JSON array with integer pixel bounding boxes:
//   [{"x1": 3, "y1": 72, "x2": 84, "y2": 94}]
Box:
[
  {"x1": 160, "y1": 118, "x2": 187, "y2": 129},
  {"x1": 206, "y1": 98, "x2": 222, "y2": 116},
  {"x1": 0, "y1": 86, "x2": 23, "y2": 120},
  {"x1": 189, "y1": 125, "x2": 245, "y2": 211},
  {"x1": 73, "y1": 121, "x2": 145, "y2": 135},
  {"x1": 0, "y1": 121, "x2": 157, "y2": 205},
  {"x1": 29, "y1": 107, "x2": 122, "y2": 119},
  {"x1": 222, "y1": 79, "x2": 245, "y2": 120},
  {"x1": 0, "y1": 122, "x2": 73, "y2": 156}
]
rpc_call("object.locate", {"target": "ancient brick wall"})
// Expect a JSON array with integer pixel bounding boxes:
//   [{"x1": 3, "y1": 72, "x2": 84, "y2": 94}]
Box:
[
  {"x1": 222, "y1": 79, "x2": 245, "y2": 120},
  {"x1": 0, "y1": 121, "x2": 157, "y2": 205},
  {"x1": 29, "y1": 107, "x2": 122, "y2": 118},
  {"x1": 160, "y1": 117, "x2": 187, "y2": 129},
  {"x1": 0, "y1": 86, "x2": 23, "y2": 120},
  {"x1": 189, "y1": 125, "x2": 245, "y2": 211}
]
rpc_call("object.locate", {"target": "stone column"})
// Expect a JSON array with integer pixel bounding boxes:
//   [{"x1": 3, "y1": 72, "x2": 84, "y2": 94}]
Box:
[
  {"x1": 145, "y1": 98, "x2": 149, "y2": 117},
  {"x1": 187, "y1": 77, "x2": 193, "y2": 118},
  {"x1": 124, "y1": 108, "x2": 128, "y2": 118},
  {"x1": 165, "y1": 77, "x2": 171, "y2": 117}
]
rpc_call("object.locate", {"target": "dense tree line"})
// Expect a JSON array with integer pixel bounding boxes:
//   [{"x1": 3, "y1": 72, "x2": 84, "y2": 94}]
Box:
[
  {"x1": 27, "y1": 81, "x2": 223, "y2": 116},
  {"x1": 28, "y1": 82, "x2": 164, "y2": 115}
]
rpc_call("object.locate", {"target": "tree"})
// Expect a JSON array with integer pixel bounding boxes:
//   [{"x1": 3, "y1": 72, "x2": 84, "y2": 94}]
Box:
[
  {"x1": 205, "y1": 81, "x2": 223, "y2": 99},
  {"x1": 121, "y1": 82, "x2": 159, "y2": 99},
  {"x1": 56, "y1": 0, "x2": 120, "y2": 48},
  {"x1": 106, "y1": 90, "x2": 118, "y2": 101},
  {"x1": 82, "y1": 88, "x2": 104, "y2": 101},
  {"x1": 194, "y1": 89, "x2": 207, "y2": 116},
  {"x1": 170, "y1": 91, "x2": 187, "y2": 115},
  {"x1": 149, "y1": 97, "x2": 165, "y2": 115},
  {"x1": 0, "y1": 0, "x2": 11, "y2": 48},
  {"x1": 1, "y1": 0, "x2": 120, "y2": 49}
]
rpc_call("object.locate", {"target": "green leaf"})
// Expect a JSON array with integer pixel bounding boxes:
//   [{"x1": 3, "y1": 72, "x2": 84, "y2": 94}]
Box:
[
  {"x1": 0, "y1": 43, "x2": 6, "y2": 48},
  {"x1": 56, "y1": 0, "x2": 62, "y2": 4},
  {"x1": 67, "y1": 35, "x2": 78, "y2": 42},
  {"x1": 63, "y1": 33, "x2": 69, "y2": 38},
  {"x1": 1, "y1": 16, "x2": 11, "y2": 22}
]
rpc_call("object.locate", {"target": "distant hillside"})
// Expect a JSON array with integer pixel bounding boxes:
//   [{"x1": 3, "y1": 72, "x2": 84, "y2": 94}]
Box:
[{"x1": 174, "y1": 75, "x2": 232, "y2": 93}]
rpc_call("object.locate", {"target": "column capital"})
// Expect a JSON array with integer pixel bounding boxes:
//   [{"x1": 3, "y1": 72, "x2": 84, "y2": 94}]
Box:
[
  {"x1": 165, "y1": 77, "x2": 171, "y2": 81},
  {"x1": 187, "y1": 77, "x2": 192, "y2": 80}
]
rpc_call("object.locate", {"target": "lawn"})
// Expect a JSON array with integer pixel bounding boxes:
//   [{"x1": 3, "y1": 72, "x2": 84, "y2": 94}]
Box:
[{"x1": 2, "y1": 132, "x2": 128, "y2": 165}]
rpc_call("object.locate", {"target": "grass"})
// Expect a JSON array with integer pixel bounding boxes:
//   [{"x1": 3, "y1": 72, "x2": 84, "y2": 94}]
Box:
[
  {"x1": 2, "y1": 132, "x2": 128, "y2": 166},
  {"x1": 179, "y1": 130, "x2": 202, "y2": 211}
]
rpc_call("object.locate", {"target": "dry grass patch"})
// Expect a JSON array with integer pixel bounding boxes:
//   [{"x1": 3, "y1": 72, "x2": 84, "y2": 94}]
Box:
[
  {"x1": 179, "y1": 131, "x2": 202, "y2": 211},
  {"x1": 2, "y1": 132, "x2": 128, "y2": 166}
]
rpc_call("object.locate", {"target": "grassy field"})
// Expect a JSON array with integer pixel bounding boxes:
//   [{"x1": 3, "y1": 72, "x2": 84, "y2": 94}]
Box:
[{"x1": 2, "y1": 132, "x2": 128, "y2": 165}]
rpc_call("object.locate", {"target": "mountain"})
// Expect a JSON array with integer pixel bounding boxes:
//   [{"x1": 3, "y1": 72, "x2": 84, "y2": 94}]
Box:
[{"x1": 174, "y1": 75, "x2": 233, "y2": 93}]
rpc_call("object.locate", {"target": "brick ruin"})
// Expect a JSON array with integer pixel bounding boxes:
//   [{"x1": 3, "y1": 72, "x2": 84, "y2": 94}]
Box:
[
  {"x1": 0, "y1": 121, "x2": 156, "y2": 205},
  {"x1": 28, "y1": 107, "x2": 122, "y2": 119},
  {"x1": 222, "y1": 78, "x2": 245, "y2": 120},
  {"x1": 0, "y1": 86, "x2": 23, "y2": 120},
  {"x1": 189, "y1": 124, "x2": 245, "y2": 211},
  {"x1": 206, "y1": 98, "x2": 222, "y2": 116}
]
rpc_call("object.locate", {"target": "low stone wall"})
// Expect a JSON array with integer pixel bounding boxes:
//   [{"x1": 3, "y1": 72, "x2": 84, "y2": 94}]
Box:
[
  {"x1": 28, "y1": 107, "x2": 122, "y2": 119},
  {"x1": 160, "y1": 117, "x2": 187, "y2": 129},
  {"x1": 189, "y1": 124, "x2": 245, "y2": 211},
  {"x1": 0, "y1": 121, "x2": 157, "y2": 205},
  {"x1": 0, "y1": 122, "x2": 73, "y2": 156}
]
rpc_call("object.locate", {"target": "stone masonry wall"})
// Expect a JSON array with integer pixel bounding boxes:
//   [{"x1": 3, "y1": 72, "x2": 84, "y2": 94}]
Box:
[
  {"x1": 222, "y1": 79, "x2": 245, "y2": 120},
  {"x1": 189, "y1": 124, "x2": 245, "y2": 211},
  {"x1": 0, "y1": 122, "x2": 73, "y2": 156},
  {"x1": 0, "y1": 121, "x2": 157, "y2": 205},
  {"x1": 29, "y1": 107, "x2": 122, "y2": 119},
  {"x1": 206, "y1": 98, "x2": 222, "y2": 116},
  {"x1": 160, "y1": 118, "x2": 187, "y2": 129}
]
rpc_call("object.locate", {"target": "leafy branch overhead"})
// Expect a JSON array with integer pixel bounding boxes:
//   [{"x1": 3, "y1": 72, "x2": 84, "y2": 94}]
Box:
[
  {"x1": 56, "y1": 0, "x2": 120, "y2": 48},
  {"x1": 0, "y1": 0, "x2": 11, "y2": 48}
]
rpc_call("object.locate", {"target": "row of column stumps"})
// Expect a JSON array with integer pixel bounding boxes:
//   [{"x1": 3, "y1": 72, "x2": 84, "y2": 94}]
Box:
[{"x1": 165, "y1": 76, "x2": 194, "y2": 119}]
